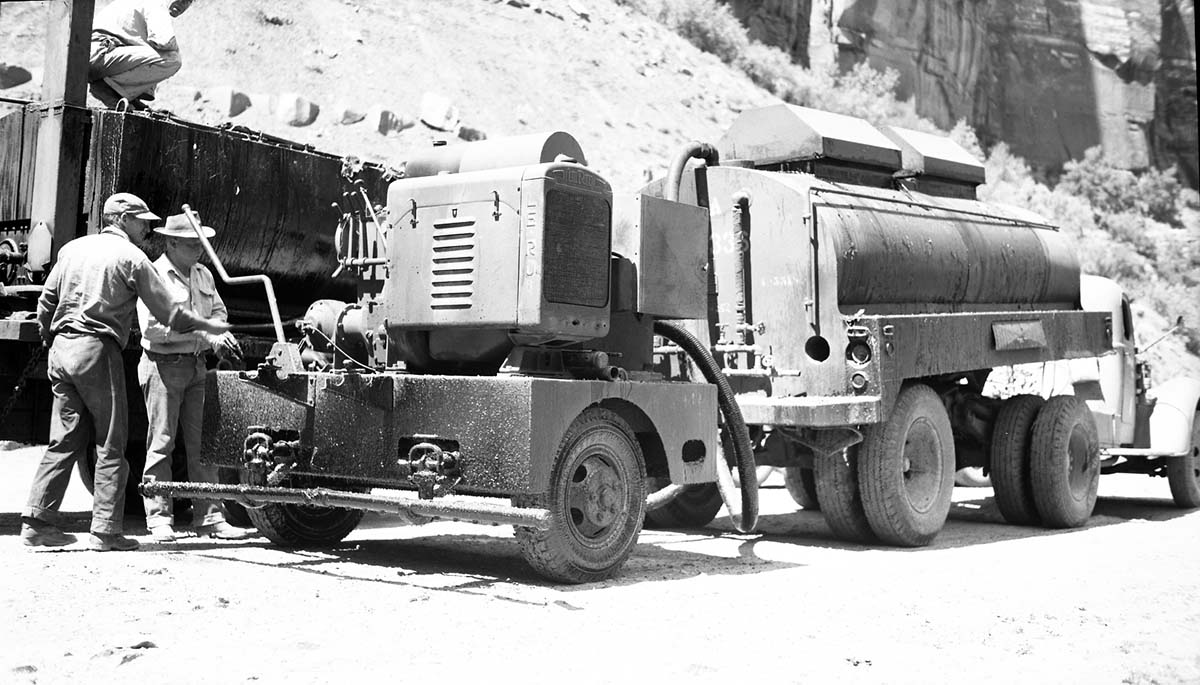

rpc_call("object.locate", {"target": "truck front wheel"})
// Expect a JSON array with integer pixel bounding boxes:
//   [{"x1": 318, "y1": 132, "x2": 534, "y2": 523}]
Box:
[
  {"x1": 857, "y1": 383, "x2": 956, "y2": 547},
  {"x1": 990, "y1": 394, "x2": 1045, "y2": 525},
  {"x1": 515, "y1": 407, "x2": 647, "y2": 584},
  {"x1": 1166, "y1": 412, "x2": 1200, "y2": 508},
  {"x1": 1030, "y1": 395, "x2": 1100, "y2": 528}
]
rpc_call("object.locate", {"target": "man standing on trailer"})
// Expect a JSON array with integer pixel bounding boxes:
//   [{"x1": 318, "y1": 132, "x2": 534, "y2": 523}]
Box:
[
  {"x1": 88, "y1": 0, "x2": 197, "y2": 109},
  {"x1": 21, "y1": 192, "x2": 230, "y2": 552},
  {"x1": 138, "y1": 213, "x2": 250, "y2": 541}
]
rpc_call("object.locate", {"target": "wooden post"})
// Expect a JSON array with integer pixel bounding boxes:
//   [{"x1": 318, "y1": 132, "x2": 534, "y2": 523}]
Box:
[{"x1": 26, "y1": 0, "x2": 95, "y2": 272}]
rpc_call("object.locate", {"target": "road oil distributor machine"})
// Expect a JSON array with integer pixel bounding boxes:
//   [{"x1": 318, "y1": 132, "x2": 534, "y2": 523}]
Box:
[{"x1": 144, "y1": 105, "x2": 1117, "y2": 582}]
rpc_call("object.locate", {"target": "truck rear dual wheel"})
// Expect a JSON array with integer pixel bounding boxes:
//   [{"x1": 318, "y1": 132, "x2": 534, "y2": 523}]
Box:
[
  {"x1": 990, "y1": 395, "x2": 1045, "y2": 526},
  {"x1": 1030, "y1": 395, "x2": 1100, "y2": 528},
  {"x1": 1165, "y1": 412, "x2": 1200, "y2": 508},
  {"x1": 515, "y1": 407, "x2": 647, "y2": 584},
  {"x1": 783, "y1": 467, "x2": 820, "y2": 510},
  {"x1": 814, "y1": 447, "x2": 876, "y2": 543},
  {"x1": 857, "y1": 383, "x2": 956, "y2": 547}
]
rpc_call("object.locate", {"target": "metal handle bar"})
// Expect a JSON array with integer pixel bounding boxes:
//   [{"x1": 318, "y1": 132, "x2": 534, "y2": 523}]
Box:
[{"x1": 181, "y1": 204, "x2": 286, "y2": 344}]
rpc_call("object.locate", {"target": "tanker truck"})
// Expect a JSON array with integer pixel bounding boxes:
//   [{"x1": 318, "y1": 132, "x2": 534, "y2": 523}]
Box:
[{"x1": 645, "y1": 104, "x2": 1198, "y2": 542}]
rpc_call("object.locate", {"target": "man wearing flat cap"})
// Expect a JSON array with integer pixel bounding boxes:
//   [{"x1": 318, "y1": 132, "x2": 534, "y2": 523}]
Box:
[
  {"x1": 138, "y1": 213, "x2": 249, "y2": 541},
  {"x1": 22, "y1": 192, "x2": 230, "y2": 552}
]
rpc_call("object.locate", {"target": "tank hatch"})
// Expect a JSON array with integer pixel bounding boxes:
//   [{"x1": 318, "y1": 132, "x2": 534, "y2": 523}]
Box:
[
  {"x1": 718, "y1": 104, "x2": 902, "y2": 186},
  {"x1": 880, "y1": 125, "x2": 985, "y2": 199}
]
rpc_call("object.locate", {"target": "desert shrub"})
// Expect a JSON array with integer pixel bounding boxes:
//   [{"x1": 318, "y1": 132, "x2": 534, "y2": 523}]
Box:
[
  {"x1": 949, "y1": 118, "x2": 985, "y2": 162},
  {"x1": 1134, "y1": 282, "x2": 1200, "y2": 356},
  {"x1": 734, "y1": 41, "x2": 799, "y2": 96},
  {"x1": 1058, "y1": 147, "x2": 1182, "y2": 226},
  {"x1": 617, "y1": 0, "x2": 748, "y2": 63},
  {"x1": 1096, "y1": 211, "x2": 1158, "y2": 259}
]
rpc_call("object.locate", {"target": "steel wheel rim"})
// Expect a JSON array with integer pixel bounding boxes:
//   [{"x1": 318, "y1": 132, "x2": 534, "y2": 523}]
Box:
[
  {"x1": 565, "y1": 451, "x2": 626, "y2": 543},
  {"x1": 901, "y1": 417, "x2": 942, "y2": 513}
]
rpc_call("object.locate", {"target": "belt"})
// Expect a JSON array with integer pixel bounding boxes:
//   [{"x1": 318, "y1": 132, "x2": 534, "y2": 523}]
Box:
[{"x1": 145, "y1": 350, "x2": 206, "y2": 363}]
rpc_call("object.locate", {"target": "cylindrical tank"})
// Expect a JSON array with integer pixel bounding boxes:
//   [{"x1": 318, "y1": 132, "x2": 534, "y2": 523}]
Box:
[{"x1": 822, "y1": 188, "x2": 1080, "y2": 307}]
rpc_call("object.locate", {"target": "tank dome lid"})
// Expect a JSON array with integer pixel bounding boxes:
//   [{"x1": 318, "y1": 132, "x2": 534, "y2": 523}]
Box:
[
  {"x1": 879, "y1": 125, "x2": 986, "y2": 185},
  {"x1": 718, "y1": 104, "x2": 902, "y2": 171}
]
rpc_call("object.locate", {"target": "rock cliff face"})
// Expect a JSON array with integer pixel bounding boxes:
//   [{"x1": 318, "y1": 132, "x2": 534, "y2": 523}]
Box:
[{"x1": 726, "y1": 0, "x2": 1197, "y2": 186}]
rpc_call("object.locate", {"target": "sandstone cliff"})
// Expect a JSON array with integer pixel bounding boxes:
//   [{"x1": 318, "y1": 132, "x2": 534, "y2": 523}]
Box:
[{"x1": 726, "y1": 0, "x2": 1197, "y2": 186}]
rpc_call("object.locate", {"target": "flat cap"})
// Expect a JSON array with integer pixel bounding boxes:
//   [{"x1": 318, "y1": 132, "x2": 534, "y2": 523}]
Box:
[{"x1": 103, "y1": 192, "x2": 160, "y2": 220}]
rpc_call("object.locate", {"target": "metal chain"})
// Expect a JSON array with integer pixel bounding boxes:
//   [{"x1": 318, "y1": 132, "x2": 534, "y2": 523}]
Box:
[{"x1": 0, "y1": 344, "x2": 46, "y2": 426}]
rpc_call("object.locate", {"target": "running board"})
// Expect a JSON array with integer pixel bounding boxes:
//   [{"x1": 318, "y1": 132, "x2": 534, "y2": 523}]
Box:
[{"x1": 140, "y1": 477, "x2": 553, "y2": 530}]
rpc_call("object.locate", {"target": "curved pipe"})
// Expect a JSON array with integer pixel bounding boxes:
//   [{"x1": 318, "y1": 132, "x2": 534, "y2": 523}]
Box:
[
  {"x1": 653, "y1": 320, "x2": 759, "y2": 532},
  {"x1": 665, "y1": 142, "x2": 720, "y2": 202},
  {"x1": 182, "y1": 204, "x2": 286, "y2": 343}
]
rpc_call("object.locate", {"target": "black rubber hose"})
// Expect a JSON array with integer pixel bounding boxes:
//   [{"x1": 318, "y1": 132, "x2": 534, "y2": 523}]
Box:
[{"x1": 654, "y1": 320, "x2": 759, "y2": 532}]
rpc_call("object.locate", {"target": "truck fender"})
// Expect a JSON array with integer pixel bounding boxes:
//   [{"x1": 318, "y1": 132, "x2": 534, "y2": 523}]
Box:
[{"x1": 1147, "y1": 377, "x2": 1200, "y2": 455}]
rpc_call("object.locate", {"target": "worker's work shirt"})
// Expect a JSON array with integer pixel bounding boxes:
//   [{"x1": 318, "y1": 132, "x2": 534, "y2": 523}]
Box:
[
  {"x1": 93, "y1": 0, "x2": 178, "y2": 52},
  {"x1": 37, "y1": 228, "x2": 185, "y2": 348},
  {"x1": 138, "y1": 255, "x2": 225, "y2": 355}
]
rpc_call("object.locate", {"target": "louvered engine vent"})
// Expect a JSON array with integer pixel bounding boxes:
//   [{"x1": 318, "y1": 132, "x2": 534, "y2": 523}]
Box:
[{"x1": 429, "y1": 217, "x2": 477, "y2": 310}]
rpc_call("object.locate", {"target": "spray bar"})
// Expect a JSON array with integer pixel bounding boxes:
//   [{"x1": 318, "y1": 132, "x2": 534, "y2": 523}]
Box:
[{"x1": 140, "y1": 478, "x2": 554, "y2": 530}]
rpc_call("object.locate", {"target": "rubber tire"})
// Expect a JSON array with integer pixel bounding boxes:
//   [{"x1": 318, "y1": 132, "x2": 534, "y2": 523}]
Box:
[
  {"x1": 814, "y1": 447, "x2": 876, "y2": 543},
  {"x1": 217, "y1": 468, "x2": 254, "y2": 528},
  {"x1": 1030, "y1": 395, "x2": 1100, "y2": 528},
  {"x1": 644, "y1": 482, "x2": 723, "y2": 528},
  {"x1": 989, "y1": 394, "x2": 1045, "y2": 525},
  {"x1": 858, "y1": 384, "x2": 956, "y2": 547},
  {"x1": 515, "y1": 407, "x2": 646, "y2": 584},
  {"x1": 783, "y1": 467, "x2": 820, "y2": 510},
  {"x1": 247, "y1": 501, "x2": 364, "y2": 547},
  {"x1": 1166, "y1": 412, "x2": 1200, "y2": 508}
]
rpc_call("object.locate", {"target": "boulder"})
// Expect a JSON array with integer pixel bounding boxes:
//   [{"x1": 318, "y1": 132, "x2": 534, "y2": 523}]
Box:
[
  {"x1": 366, "y1": 106, "x2": 415, "y2": 135},
  {"x1": 198, "y1": 86, "x2": 251, "y2": 117},
  {"x1": 419, "y1": 93, "x2": 460, "y2": 132},
  {"x1": 0, "y1": 63, "x2": 33, "y2": 89},
  {"x1": 334, "y1": 102, "x2": 366, "y2": 125},
  {"x1": 458, "y1": 125, "x2": 488, "y2": 142},
  {"x1": 276, "y1": 92, "x2": 320, "y2": 126}
]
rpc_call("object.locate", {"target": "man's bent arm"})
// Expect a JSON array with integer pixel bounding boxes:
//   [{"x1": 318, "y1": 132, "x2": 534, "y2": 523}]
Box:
[{"x1": 35, "y1": 266, "x2": 62, "y2": 343}]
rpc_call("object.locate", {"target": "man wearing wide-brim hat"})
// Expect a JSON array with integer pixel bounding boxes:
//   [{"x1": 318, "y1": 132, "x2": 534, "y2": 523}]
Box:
[
  {"x1": 137, "y1": 212, "x2": 250, "y2": 541},
  {"x1": 24, "y1": 193, "x2": 231, "y2": 552}
]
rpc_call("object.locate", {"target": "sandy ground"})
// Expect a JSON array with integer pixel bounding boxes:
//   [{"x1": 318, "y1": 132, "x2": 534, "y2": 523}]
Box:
[{"x1": 1, "y1": 444, "x2": 1198, "y2": 684}]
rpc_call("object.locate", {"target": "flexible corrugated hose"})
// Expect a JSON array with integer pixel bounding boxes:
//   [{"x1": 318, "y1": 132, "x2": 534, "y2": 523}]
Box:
[{"x1": 653, "y1": 320, "x2": 759, "y2": 532}]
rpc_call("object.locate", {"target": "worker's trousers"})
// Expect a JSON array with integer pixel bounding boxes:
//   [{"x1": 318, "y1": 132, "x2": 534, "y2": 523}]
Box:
[
  {"x1": 89, "y1": 40, "x2": 181, "y2": 100},
  {"x1": 139, "y1": 354, "x2": 224, "y2": 529},
  {"x1": 25, "y1": 334, "x2": 129, "y2": 535}
]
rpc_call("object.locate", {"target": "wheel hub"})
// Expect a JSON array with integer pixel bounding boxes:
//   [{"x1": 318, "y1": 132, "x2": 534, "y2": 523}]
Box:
[{"x1": 567, "y1": 454, "x2": 625, "y2": 537}]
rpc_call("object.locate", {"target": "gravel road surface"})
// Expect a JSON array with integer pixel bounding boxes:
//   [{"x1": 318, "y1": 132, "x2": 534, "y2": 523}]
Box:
[{"x1": 2, "y1": 445, "x2": 1198, "y2": 684}]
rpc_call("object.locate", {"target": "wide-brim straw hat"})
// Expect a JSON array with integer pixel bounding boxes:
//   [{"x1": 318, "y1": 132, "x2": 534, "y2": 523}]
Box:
[{"x1": 154, "y1": 213, "x2": 216, "y2": 239}]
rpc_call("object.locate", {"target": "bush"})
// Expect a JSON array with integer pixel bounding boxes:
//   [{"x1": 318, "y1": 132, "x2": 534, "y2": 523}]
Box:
[
  {"x1": 949, "y1": 119, "x2": 985, "y2": 163},
  {"x1": 617, "y1": 0, "x2": 748, "y2": 64},
  {"x1": 1057, "y1": 147, "x2": 1182, "y2": 226},
  {"x1": 1096, "y1": 212, "x2": 1158, "y2": 259}
]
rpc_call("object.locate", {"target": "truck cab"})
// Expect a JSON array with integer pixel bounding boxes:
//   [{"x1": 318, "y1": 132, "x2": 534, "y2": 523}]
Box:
[{"x1": 1069, "y1": 275, "x2": 1200, "y2": 505}]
